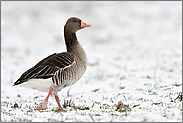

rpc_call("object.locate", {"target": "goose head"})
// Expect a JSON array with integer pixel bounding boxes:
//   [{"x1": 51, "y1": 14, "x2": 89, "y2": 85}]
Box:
[{"x1": 64, "y1": 17, "x2": 91, "y2": 33}]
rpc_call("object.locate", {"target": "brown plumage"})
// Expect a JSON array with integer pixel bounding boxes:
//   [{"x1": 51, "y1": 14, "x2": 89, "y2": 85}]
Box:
[{"x1": 13, "y1": 17, "x2": 91, "y2": 111}]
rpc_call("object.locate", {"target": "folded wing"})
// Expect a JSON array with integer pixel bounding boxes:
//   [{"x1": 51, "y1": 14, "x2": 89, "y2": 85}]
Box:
[{"x1": 13, "y1": 52, "x2": 75, "y2": 86}]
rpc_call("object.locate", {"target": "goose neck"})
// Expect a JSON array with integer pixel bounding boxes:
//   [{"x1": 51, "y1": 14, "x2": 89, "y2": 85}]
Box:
[{"x1": 64, "y1": 31, "x2": 87, "y2": 62}]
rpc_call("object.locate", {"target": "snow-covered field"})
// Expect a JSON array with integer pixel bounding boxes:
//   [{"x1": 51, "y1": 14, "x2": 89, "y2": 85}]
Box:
[{"x1": 1, "y1": 1, "x2": 182, "y2": 122}]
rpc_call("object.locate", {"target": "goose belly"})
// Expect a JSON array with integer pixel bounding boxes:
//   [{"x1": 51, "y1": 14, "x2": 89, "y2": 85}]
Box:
[{"x1": 17, "y1": 78, "x2": 52, "y2": 92}]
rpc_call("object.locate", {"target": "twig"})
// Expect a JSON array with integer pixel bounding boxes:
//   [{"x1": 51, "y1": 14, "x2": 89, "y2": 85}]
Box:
[
  {"x1": 91, "y1": 88, "x2": 100, "y2": 92},
  {"x1": 174, "y1": 92, "x2": 182, "y2": 101},
  {"x1": 151, "y1": 102, "x2": 162, "y2": 106},
  {"x1": 132, "y1": 104, "x2": 140, "y2": 108},
  {"x1": 114, "y1": 101, "x2": 131, "y2": 112},
  {"x1": 69, "y1": 98, "x2": 72, "y2": 107},
  {"x1": 89, "y1": 114, "x2": 95, "y2": 122},
  {"x1": 91, "y1": 102, "x2": 95, "y2": 108},
  {"x1": 62, "y1": 98, "x2": 90, "y2": 110}
]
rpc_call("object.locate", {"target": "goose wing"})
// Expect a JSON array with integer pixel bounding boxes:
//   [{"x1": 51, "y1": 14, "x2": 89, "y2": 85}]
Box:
[{"x1": 13, "y1": 52, "x2": 75, "y2": 86}]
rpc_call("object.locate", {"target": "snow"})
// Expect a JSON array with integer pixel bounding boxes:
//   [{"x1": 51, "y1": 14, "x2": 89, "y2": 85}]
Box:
[{"x1": 1, "y1": 1, "x2": 182, "y2": 122}]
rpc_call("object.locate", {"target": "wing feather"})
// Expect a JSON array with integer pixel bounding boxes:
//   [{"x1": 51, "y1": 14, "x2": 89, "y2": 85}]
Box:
[{"x1": 13, "y1": 52, "x2": 75, "y2": 86}]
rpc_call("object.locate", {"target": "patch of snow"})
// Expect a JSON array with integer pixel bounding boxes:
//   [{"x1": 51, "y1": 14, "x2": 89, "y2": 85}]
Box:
[{"x1": 1, "y1": 1, "x2": 182, "y2": 122}]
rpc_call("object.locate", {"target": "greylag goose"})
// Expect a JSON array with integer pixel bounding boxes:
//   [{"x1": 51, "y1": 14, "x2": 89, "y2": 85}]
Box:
[{"x1": 13, "y1": 17, "x2": 91, "y2": 111}]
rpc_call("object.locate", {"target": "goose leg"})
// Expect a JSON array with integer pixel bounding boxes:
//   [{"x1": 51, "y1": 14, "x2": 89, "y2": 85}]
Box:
[
  {"x1": 55, "y1": 95, "x2": 64, "y2": 111},
  {"x1": 36, "y1": 87, "x2": 53, "y2": 110}
]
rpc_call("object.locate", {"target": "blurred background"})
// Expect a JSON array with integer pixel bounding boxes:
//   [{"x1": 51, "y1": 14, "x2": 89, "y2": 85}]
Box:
[
  {"x1": 1, "y1": 1, "x2": 182, "y2": 121},
  {"x1": 2, "y1": 1, "x2": 181, "y2": 85}
]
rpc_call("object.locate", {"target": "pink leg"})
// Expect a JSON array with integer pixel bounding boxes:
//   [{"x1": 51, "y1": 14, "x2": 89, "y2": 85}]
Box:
[
  {"x1": 55, "y1": 96, "x2": 64, "y2": 111},
  {"x1": 36, "y1": 87, "x2": 53, "y2": 110}
]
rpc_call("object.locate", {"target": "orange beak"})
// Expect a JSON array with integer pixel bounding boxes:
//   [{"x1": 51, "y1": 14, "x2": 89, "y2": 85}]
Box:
[{"x1": 81, "y1": 21, "x2": 91, "y2": 28}]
